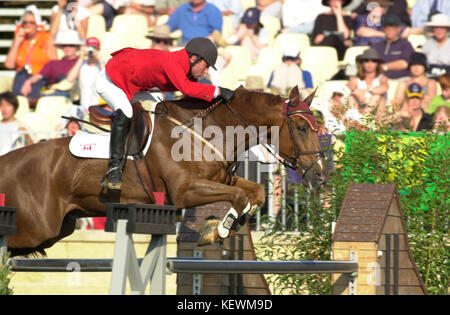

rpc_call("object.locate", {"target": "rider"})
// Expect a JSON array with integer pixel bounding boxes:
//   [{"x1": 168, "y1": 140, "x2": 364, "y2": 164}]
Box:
[{"x1": 94, "y1": 37, "x2": 235, "y2": 190}]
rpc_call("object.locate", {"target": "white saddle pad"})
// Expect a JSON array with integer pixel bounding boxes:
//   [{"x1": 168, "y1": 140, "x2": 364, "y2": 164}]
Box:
[{"x1": 69, "y1": 102, "x2": 157, "y2": 159}]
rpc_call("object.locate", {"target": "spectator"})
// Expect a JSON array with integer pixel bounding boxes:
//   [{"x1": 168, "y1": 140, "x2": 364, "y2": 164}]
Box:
[
  {"x1": 226, "y1": 7, "x2": 269, "y2": 59},
  {"x1": 281, "y1": 0, "x2": 328, "y2": 35},
  {"x1": 122, "y1": 1, "x2": 157, "y2": 26},
  {"x1": 347, "y1": 48, "x2": 388, "y2": 121},
  {"x1": 411, "y1": 0, "x2": 450, "y2": 28},
  {"x1": 88, "y1": 0, "x2": 123, "y2": 30},
  {"x1": 208, "y1": 0, "x2": 243, "y2": 29},
  {"x1": 422, "y1": 13, "x2": 450, "y2": 78},
  {"x1": 312, "y1": 0, "x2": 354, "y2": 60},
  {"x1": 257, "y1": 0, "x2": 282, "y2": 18},
  {"x1": 432, "y1": 105, "x2": 449, "y2": 132},
  {"x1": 166, "y1": 0, "x2": 223, "y2": 44},
  {"x1": 351, "y1": 0, "x2": 410, "y2": 27},
  {"x1": 392, "y1": 52, "x2": 437, "y2": 112},
  {"x1": 244, "y1": 75, "x2": 265, "y2": 91},
  {"x1": 393, "y1": 83, "x2": 434, "y2": 131},
  {"x1": 353, "y1": 0, "x2": 393, "y2": 46},
  {"x1": 0, "y1": 92, "x2": 33, "y2": 156},
  {"x1": 371, "y1": 14, "x2": 414, "y2": 79},
  {"x1": 268, "y1": 46, "x2": 313, "y2": 97},
  {"x1": 20, "y1": 31, "x2": 83, "y2": 99},
  {"x1": 155, "y1": 0, "x2": 189, "y2": 16},
  {"x1": 66, "y1": 37, "x2": 104, "y2": 113},
  {"x1": 50, "y1": 0, "x2": 90, "y2": 40},
  {"x1": 428, "y1": 73, "x2": 450, "y2": 114},
  {"x1": 5, "y1": 5, "x2": 57, "y2": 101},
  {"x1": 146, "y1": 24, "x2": 177, "y2": 50}
]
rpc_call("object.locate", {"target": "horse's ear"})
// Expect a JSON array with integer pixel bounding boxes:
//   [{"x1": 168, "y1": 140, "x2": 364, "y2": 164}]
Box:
[
  {"x1": 289, "y1": 85, "x2": 300, "y2": 105},
  {"x1": 303, "y1": 88, "x2": 317, "y2": 107}
]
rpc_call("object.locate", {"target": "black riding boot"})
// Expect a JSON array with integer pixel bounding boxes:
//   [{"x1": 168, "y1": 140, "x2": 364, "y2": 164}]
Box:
[{"x1": 101, "y1": 109, "x2": 131, "y2": 190}]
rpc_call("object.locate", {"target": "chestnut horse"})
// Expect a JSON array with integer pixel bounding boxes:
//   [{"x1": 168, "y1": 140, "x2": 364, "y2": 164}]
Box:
[{"x1": 1, "y1": 86, "x2": 328, "y2": 256}]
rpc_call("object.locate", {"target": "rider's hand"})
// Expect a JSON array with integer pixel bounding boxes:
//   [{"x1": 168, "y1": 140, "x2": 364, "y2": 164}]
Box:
[{"x1": 219, "y1": 87, "x2": 235, "y2": 104}]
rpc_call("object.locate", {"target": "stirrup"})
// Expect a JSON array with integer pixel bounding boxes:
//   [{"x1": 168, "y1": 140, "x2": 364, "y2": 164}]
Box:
[{"x1": 100, "y1": 166, "x2": 122, "y2": 190}]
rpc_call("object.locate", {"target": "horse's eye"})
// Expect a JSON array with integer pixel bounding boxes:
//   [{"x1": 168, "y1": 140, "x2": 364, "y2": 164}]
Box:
[{"x1": 297, "y1": 126, "x2": 307, "y2": 133}]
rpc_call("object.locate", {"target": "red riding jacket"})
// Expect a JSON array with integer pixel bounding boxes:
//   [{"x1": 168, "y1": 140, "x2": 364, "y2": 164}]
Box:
[{"x1": 105, "y1": 48, "x2": 216, "y2": 102}]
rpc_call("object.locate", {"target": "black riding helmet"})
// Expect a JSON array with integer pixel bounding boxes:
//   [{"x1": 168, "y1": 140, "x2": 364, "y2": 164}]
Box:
[{"x1": 185, "y1": 37, "x2": 218, "y2": 71}]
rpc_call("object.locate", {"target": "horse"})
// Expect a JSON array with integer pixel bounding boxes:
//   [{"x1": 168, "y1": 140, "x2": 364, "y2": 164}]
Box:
[{"x1": 0, "y1": 86, "x2": 328, "y2": 256}]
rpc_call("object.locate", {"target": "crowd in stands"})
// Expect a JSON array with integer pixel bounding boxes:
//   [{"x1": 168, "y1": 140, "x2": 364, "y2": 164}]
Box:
[{"x1": 0, "y1": 0, "x2": 449, "y2": 159}]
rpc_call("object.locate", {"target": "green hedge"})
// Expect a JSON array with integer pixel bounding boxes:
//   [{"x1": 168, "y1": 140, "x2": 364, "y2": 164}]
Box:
[{"x1": 257, "y1": 130, "x2": 449, "y2": 295}]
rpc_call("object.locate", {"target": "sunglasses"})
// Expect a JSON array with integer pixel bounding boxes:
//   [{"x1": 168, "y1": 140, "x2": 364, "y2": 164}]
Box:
[
  {"x1": 22, "y1": 21, "x2": 36, "y2": 25},
  {"x1": 154, "y1": 39, "x2": 171, "y2": 45},
  {"x1": 362, "y1": 59, "x2": 379, "y2": 63}
]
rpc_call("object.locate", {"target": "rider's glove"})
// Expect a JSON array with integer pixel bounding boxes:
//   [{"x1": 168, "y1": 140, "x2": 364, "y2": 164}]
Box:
[{"x1": 219, "y1": 87, "x2": 235, "y2": 104}]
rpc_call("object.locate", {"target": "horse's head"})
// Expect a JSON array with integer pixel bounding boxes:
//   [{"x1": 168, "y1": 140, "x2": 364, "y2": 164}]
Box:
[{"x1": 278, "y1": 86, "x2": 329, "y2": 190}]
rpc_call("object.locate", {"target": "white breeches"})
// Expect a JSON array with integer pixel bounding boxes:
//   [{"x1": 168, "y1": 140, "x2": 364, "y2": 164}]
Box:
[{"x1": 94, "y1": 68, "x2": 133, "y2": 118}]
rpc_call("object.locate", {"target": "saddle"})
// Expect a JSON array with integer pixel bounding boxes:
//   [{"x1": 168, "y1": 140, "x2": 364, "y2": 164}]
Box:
[
  {"x1": 89, "y1": 102, "x2": 157, "y2": 203},
  {"x1": 89, "y1": 102, "x2": 152, "y2": 156}
]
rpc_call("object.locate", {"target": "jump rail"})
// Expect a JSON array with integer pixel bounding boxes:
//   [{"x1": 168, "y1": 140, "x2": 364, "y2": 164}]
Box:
[{"x1": 168, "y1": 259, "x2": 358, "y2": 275}]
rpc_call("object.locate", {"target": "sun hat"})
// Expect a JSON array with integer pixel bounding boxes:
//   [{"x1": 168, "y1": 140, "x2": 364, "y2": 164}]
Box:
[
  {"x1": 425, "y1": 13, "x2": 450, "y2": 31},
  {"x1": 356, "y1": 48, "x2": 384, "y2": 63},
  {"x1": 322, "y1": 0, "x2": 351, "y2": 7},
  {"x1": 146, "y1": 24, "x2": 177, "y2": 40},
  {"x1": 54, "y1": 30, "x2": 84, "y2": 46},
  {"x1": 244, "y1": 76, "x2": 264, "y2": 91},
  {"x1": 381, "y1": 13, "x2": 403, "y2": 27}
]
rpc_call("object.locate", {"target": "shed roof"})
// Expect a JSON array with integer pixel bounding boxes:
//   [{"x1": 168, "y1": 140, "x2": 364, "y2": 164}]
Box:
[{"x1": 332, "y1": 183, "x2": 399, "y2": 242}]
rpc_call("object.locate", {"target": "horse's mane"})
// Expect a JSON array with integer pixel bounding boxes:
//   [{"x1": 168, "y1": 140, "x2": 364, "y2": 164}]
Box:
[{"x1": 168, "y1": 87, "x2": 283, "y2": 112}]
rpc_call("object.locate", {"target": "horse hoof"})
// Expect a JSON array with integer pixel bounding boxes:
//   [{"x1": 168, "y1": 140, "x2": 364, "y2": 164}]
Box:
[{"x1": 197, "y1": 217, "x2": 221, "y2": 246}]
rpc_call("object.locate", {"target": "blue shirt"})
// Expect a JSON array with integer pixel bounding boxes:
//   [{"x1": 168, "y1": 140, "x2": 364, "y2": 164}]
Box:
[
  {"x1": 267, "y1": 70, "x2": 314, "y2": 89},
  {"x1": 411, "y1": 0, "x2": 450, "y2": 27},
  {"x1": 167, "y1": 3, "x2": 223, "y2": 43}
]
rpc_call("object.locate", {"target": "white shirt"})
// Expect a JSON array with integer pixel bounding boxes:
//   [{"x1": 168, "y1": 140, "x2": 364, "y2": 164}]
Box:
[
  {"x1": 80, "y1": 61, "x2": 102, "y2": 112},
  {"x1": 207, "y1": 0, "x2": 242, "y2": 16},
  {"x1": 422, "y1": 37, "x2": 450, "y2": 66},
  {"x1": 0, "y1": 121, "x2": 22, "y2": 155},
  {"x1": 282, "y1": 0, "x2": 328, "y2": 28},
  {"x1": 52, "y1": 4, "x2": 90, "y2": 39}
]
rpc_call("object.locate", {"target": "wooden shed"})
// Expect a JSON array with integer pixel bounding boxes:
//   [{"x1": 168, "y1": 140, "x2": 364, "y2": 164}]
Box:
[
  {"x1": 331, "y1": 183, "x2": 427, "y2": 295},
  {"x1": 177, "y1": 201, "x2": 270, "y2": 295}
]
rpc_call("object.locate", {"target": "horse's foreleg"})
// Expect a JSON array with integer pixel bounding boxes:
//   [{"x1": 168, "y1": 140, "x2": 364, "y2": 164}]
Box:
[
  {"x1": 173, "y1": 178, "x2": 250, "y2": 245},
  {"x1": 230, "y1": 176, "x2": 266, "y2": 231}
]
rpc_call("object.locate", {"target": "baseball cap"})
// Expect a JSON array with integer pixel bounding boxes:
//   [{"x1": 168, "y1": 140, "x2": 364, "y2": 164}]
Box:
[
  {"x1": 406, "y1": 83, "x2": 424, "y2": 99},
  {"x1": 241, "y1": 8, "x2": 263, "y2": 26},
  {"x1": 86, "y1": 37, "x2": 100, "y2": 49}
]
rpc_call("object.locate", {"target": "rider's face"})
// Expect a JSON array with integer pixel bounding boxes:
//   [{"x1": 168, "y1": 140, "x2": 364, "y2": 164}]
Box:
[{"x1": 190, "y1": 57, "x2": 210, "y2": 79}]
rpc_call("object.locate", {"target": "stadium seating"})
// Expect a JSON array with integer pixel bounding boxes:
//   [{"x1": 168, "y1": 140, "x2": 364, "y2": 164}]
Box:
[
  {"x1": 301, "y1": 46, "x2": 339, "y2": 87},
  {"x1": 224, "y1": 45, "x2": 252, "y2": 83},
  {"x1": 274, "y1": 33, "x2": 310, "y2": 55},
  {"x1": 87, "y1": 14, "x2": 106, "y2": 40},
  {"x1": 15, "y1": 95, "x2": 30, "y2": 121},
  {"x1": 255, "y1": 46, "x2": 283, "y2": 85},
  {"x1": 260, "y1": 15, "x2": 281, "y2": 44}
]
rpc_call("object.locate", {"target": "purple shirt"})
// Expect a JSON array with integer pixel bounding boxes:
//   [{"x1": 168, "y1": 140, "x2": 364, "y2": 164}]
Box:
[
  {"x1": 40, "y1": 56, "x2": 79, "y2": 84},
  {"x1": 371, "y1": 38, "x2": 414, "y2": 79}
]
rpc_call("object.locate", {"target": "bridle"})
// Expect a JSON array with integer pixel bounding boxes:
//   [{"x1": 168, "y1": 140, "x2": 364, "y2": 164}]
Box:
[
  {"x1": 277, "y1": 101, "x2": 325, "y2": 178},
  {"x1": 224, "y1": 99, "x2": 325, "y2": 179}
]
